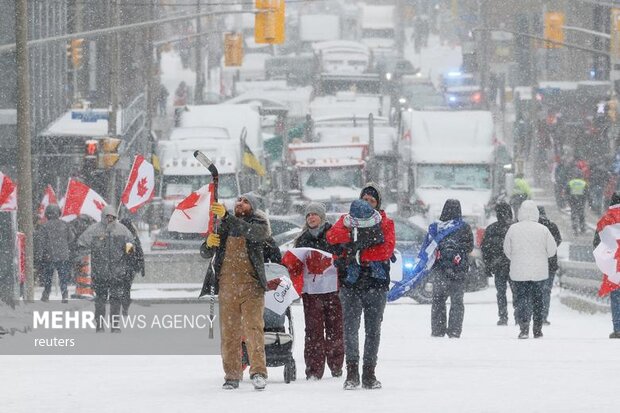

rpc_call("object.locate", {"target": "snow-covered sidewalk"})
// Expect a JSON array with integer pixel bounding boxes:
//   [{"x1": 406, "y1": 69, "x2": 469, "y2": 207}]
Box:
[{"x1": 1, "y1": 288, "x2": 616, "y2": 413}]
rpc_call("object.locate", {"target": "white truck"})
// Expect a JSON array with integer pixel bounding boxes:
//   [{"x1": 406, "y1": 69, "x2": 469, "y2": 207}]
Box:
[
  {"x1": 400, "y1": 110, "x2": 504, "y2": 234},
  {"x1": 299, "y1": 14, "x2": 340, "y2": 46},
  {"x1": 358, "y1": 3, "x2": 396, "y2": 59}
]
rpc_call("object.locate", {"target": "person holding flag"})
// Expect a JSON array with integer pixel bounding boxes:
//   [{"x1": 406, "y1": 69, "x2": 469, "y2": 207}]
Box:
[
  {"x1": 593, "y1": 192, "x2": 620, "y2": 339},
  {"x1": 199, "y1": 193, "x2": 272, "y2": 390}
]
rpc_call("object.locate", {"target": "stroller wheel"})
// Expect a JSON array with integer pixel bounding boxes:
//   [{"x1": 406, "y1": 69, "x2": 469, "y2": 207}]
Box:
[{"x1": 284, "y1": 360, "x2": 296, "y2": 383}]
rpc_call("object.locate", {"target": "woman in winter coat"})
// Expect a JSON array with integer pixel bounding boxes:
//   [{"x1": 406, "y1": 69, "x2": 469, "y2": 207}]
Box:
[
  {"x1": 503, "y1": 200, "x2": 557, "y2": 339},
  {"x1": 430, "y1": 199, "x2": 474, "y2": 338},
  {"x1": 327, "y1": 183, "x2": 395, "y2": 390},
  {"x1": 119, "y1": 218, "x2": 145, "y2": 317},
  {"x1": 293, "y1": 202, "x2": 344, "y2": 380}
]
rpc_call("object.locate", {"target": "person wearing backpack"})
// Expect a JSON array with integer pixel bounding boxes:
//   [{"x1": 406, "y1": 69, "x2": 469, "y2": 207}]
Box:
[{"x1": 430, "y1": 199, "x2": 474, "y2": 338}]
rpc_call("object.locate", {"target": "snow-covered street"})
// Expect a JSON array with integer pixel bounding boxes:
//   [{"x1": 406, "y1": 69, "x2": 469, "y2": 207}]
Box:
[{"x1": 2, "y1": 287, "x2": 616, "y2": 413}]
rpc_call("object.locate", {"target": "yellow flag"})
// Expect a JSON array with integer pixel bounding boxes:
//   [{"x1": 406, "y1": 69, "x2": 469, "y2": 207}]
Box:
[{"x1": 242, "y1": 142, "x2": 266, "y2": 176}]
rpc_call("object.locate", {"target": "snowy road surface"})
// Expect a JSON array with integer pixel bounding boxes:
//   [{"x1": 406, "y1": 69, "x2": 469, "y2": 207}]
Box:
[{"x1": 2, "y1": 287, "x2": 616, "y2": 413}]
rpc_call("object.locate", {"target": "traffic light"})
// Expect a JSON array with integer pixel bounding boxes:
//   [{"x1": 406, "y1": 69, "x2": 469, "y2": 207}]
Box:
[
  {"x1": 544, "y1": 12, "x2": 565, "y2": 48},
  {"x1": 68, "y1": 38, "x2": 85, "y2": 69},
  {"x1": 224, "y1": 33, "x2": 244, "y2": 67},
  {"x1": 84, "y1": 139, "x2": 99, "y2": 171},
  {"x1": 255, "y1": 0, "x2": 285, "y2": 44},
  {"x1": 100, "y1": 137, "x2": 121, "y2": 169}
]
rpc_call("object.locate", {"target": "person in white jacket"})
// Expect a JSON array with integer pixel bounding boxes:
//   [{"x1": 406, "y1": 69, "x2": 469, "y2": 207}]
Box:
[{"x1": 503, "y1": 200, "x2": 557, "y2": 339}]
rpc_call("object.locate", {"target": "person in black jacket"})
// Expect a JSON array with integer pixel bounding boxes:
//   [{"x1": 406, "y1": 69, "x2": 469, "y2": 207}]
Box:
[
  {"x1": 119, "y1": 218, "x2": 145, "y2": 317},
  {"x1": 34, "y1": 204, "x2": 74, "y2": 303},
  {"x1": 293, "y1": 202, "x2": 344, "y2": 381},
  {"x1": 481, "y1": 202, "x2": 514, "y2": 325},
  {"x1": 537, "y1": 206, "x2": 562, "y2": 325},
  {"x1": 430, "y1": 199, "x2": 474, "y2": 338}
]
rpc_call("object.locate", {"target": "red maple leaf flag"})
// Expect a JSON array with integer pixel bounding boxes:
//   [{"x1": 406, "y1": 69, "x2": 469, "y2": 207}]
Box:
[
  {"x1": 121, "y1": 155, "x2": 155, "y2": 213},
  {"x1": 61, "y1": 179, "x2": 108, "y2": 222},
  {"x1": 593, "y1": 205, "x2": 620, "y2": 296},
  {"x1": 37, "y1": 184, "x2": 58, "y2": 221},
  {"x1": 0, "y1": 171, "x2": 17, "y2": 211},
  {"x1": 282, "y1": 248, "x2": 337, "y2": 295},
  {"x1": 167, "y1": 183, "x2": 214, "y2": 234}
]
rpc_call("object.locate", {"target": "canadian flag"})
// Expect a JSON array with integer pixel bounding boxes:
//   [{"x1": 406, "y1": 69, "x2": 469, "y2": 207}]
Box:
[
  {"x1": 593, "y1": 205, "x2": 620, "y2": 296},
  {"x1": 0, "y1": 171, "x2": 17, "y2": 211},
  {"x1": 121, "y1": 155, "x2": 155, "y2": 213},
  {"x1": 281, "y1": 247, "x2": 338, "y2": 295},
  {"x1": 37, "y1": 185, "x2": 58, "y2": 221},
  {"x1": 167, "y1": 183, "x2": 214, "y2": 234},
  {"x1": 61, "y1": 179, "x2": 108, "y2": 222}
]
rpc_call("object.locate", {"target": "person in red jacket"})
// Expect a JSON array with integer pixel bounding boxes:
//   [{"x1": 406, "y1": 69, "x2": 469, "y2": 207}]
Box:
[{"x1": 327, "y1": 183, "x2": 395, "y2": 390}]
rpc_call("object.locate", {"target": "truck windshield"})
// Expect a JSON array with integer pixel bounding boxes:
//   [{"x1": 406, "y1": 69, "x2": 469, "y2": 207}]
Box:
[
  {"x1": 417, "y1": 164, "x2": 490, "y2": 190},
  {"x1": 163, "y1": 174, "x2": 238, "y2": 199},
  {"x1": 300, "y1": 167, "x2": 363, "y2": 189}
]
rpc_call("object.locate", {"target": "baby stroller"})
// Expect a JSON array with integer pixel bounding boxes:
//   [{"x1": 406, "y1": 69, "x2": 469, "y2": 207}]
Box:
[{"x1": 242, "y1": 263, "x2": 297, "y2": 383}]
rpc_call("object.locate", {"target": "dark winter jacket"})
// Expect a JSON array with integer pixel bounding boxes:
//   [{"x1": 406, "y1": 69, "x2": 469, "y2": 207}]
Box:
[
  {"x1": 264, "y1": 235, "x2": 282, "y2": 264},
  {"x1": 537, "y1": 207, "x2": 562, "y2": 273},
  {"x1": 481, "y1": 202, "x2": 513, "y2": 275},
  {"x1": 294, "y1": 222, "x2": 334, "y2": 253},
  {"x1": 433, "y1": 199, "x2": 474, "y2": 275},
  {"x1": 120, "y1": 218, "x2": 145, "y2": 278},
  {"x1": 34, "y1": 204, "x2": 74, "y2": 262},
  {"x1": 77, "y1": 218, "x2": 134, "y2": 281},
  {"x1": 199, "y1": 210, "x2": 270, "y2": 296}
]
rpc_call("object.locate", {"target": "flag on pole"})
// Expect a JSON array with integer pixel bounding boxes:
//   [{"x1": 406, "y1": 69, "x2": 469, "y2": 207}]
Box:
[
  {"x1": 121, "y1": 154, "x2": 155, "y2": 213},
  {"x1": 0, "y1": 171, "x2": 17, "y2": 211},
  {"x1": 61, "y1": 179, "x2": 107, "y2": 222},
  {"x1": 37, "y1": 185, "x2": 58, "y2": 221},
  {"x1": 167, "y1": 183, "x2": 215, "y2": 234},
  {"x1": 593, "y1": 205, "x2": 620, "y2": 296},
  {"x1": 242, "y1": 141, "x2": 266, "y2": 176}
]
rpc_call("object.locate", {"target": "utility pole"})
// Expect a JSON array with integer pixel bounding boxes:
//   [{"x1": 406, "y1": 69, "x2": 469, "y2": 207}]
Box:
[
  {"x1": 195, "y1": 0, "x2": 204, "y2": 104},
  {"x1": 107, "y1": 0, "x2": 120, "y2": 203},
  {"x1": 74, "y1": 0, "x2": 83, "y2": 102},
  {"x1": 15, "y1": 0, "x2": 34, "y2": 301},
  {"x1": 145, "y1": 0, "x2": 155, "y2": 133}
]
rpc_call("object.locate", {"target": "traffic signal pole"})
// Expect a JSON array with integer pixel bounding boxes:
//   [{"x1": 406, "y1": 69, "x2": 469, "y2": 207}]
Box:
[{"x1": 108, "y1": 0, "x2": 120, "y2": 204}]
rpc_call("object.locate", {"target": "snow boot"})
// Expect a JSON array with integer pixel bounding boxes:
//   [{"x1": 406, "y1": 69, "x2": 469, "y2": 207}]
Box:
[
  {"x1": 41, "y1": 290, "x2": 49, "y2": 302},
  {"x1": 362, "y1": 365, "x2": 382, "y2": 389},
  {"x1": 61, "y1": 291, "x2": 68, "y2": 304},
  {"x1": 609, "y1": 331, "x2": 620, "y2": 339},
  {"x1": 222, "y1": 379, "x2": 239, "y2": 390},
  {"x1": 343, "y1": 362, "x2": 360, "y2": 390},
  {"x1": 251, "y1": 373, "x2": 267, "y2": 391},
  {"x1": 331, "y1": 368, "x2": 343, "y2": 378},
  {"x1": 497, "y1": 318, "x2": 508, "y2": 326},
  {"x1": 518, "y1": 325, "x2": 529, "y2": 339},
  {"x1": 533, "y1": 330, "x2": 543, "y2": 339}
]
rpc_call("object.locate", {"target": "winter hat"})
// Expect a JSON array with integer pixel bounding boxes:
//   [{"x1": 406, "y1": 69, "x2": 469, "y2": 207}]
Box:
[
  {"x1": 44, "y1": 204, "x2": 61, "y2": 220},
  {"x1": 360, "y1": 183, "x2": 382, "y2": 210},
  {"x1": 495, "y1": 201, "x2": 512, "y2": 223},
  {"x1": 439, "y1": 199, "x2": 462, "y2": 221},
  {"x1": 304, "y1": 202, "x2": 326, "y2": 222},
  {"x1": 537, "y1": 206, "x2": 547, "y2": 218},
  {"x1": 240, "y1": 192, "x2": 259, "y2": 212},
  {"x1": 345, "y1": 199, "x2": 382, "y2": 228},
  {"x1": 101, "y1": 205, "x2": 117, "y2": 220},
  {"x1": 611, "y1": 192, "x2": 620, "y2": 207}
]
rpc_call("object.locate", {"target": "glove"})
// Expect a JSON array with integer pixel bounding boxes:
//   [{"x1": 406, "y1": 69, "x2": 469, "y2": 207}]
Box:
[
  {"x1": 267, "y1": 278, "x2": 281, "y2": 291},
  {"x1": 206, "y1": 233, "x2": 220, "y2": 248},
  {"x1": 210, "y1": 202, "x2": 227, "y2": 219}
]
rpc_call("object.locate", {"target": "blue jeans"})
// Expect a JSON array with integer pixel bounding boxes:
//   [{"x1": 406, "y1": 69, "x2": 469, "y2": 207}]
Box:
[
  {"x1": 611, "y1": 289, "x2": 620, "y2": 332},
  {"x1": 339, "y1": 286, "x2": 386, "y2": 366},
  {"x1": 41, "y1": 260, "x2": 72, "y2": 296}
]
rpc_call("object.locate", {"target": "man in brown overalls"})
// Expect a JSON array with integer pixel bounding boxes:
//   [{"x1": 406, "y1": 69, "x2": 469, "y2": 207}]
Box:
[{"x1": 202, "y1": 193, "x2": 271, "y2": 390}]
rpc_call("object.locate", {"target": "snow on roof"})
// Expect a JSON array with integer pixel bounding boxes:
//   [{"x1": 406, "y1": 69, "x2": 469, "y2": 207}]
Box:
[
  {"x1": 40, "y1": 109, "x2": 121, "y2": 138},
  {"x1": 225, "y1": 86, "x2": 313, "y2": 118},
  {"x1": 289, "y1": 142, "x2": 367, "y2": 167},
  {"x1": 405, "y1": 110, "x2": 494, "y2": 163}
]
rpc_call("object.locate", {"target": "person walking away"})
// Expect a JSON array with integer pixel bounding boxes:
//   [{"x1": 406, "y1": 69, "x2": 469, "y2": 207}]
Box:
[
  {"x1": 589, "y1": 163, "x2": 609, "y2": 216},
  {"x1": 510, "y1": 173, "x2": 531, "y2": 217},
  {"x1": 553, "y1": 157, "x2": 568, "y2": 209},
  {"x1": 78, "y1": 206, "x2": 134, "y2": 332},
  {"x1": 293, "y1": 202, "x2": 344, "y2": 380},
  {"x1": 430, "y1": 200, "x2": 474, "y2": 337},
  {"x1": 593, "y1": 192, "x2": 620, "y2": 339},
  {"x1": 119, "y1": 218, "x2": 145, "y2": 316},
  {"x1": 200, "y1": 193, "x2": 271, "y2": 390},
  {"x1": 503, "y1": 200, "x2": 557, "y2": 339},
  {"x1": 537, "y1": 206, "x2": 562, "y2": 325},
  {"x1": 34, "y1": 204, "x2": 74, "y2": 303},
  {"x1": 481, "y1": 202, "x2": 514, "y2": 325},
  {"x1": 157, "y1": 84, "x2": 169, "y2": 116},
  {"x1": 327, "y1": 183, "x2": 395, "y2": 390},
  {"x1": 567, "y1": 173, "x2": 588, "y2": 236}
]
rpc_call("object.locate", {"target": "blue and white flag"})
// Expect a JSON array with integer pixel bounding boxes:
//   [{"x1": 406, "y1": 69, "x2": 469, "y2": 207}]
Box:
[{"x1": 387, "y1": 219, "x2": 465, "y2": 302}]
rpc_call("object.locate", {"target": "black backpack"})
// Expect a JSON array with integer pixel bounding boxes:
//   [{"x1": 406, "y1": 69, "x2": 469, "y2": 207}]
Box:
[{"x1": 436, "y1": 237, "x2": 468, "y2": 273}]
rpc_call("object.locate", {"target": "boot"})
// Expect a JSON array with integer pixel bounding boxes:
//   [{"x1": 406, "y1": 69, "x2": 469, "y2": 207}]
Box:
[
  {"x1": 61, "y1": 291, "x2": 68, "y2": 304},
  {"x1": 41, "y1": 290, "x2": 50, "y2": 303},
  {"x1": 518, "y1": 324, "x2": 529, "y2": 339},
  {"x1": 609, "y1": 331, "x2": 620, "y2": 339},
  {"x1": 362, "y1": 365, "x2": 382, "y2": 389},
  {"x1": 343, "y1": 362, "x2": 360, "y2": 390}
]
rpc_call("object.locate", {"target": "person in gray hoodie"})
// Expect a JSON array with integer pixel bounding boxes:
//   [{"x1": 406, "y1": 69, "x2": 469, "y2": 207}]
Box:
[
  {"x1": 34, "y1": 204, "x2": 74, "y2": 303},
  {"x1": 78, "y1": 205, "x2": 134, "y2": 332},
  {"x1": 503, "y1": 200, "x2": 557, "y2": 339}
]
